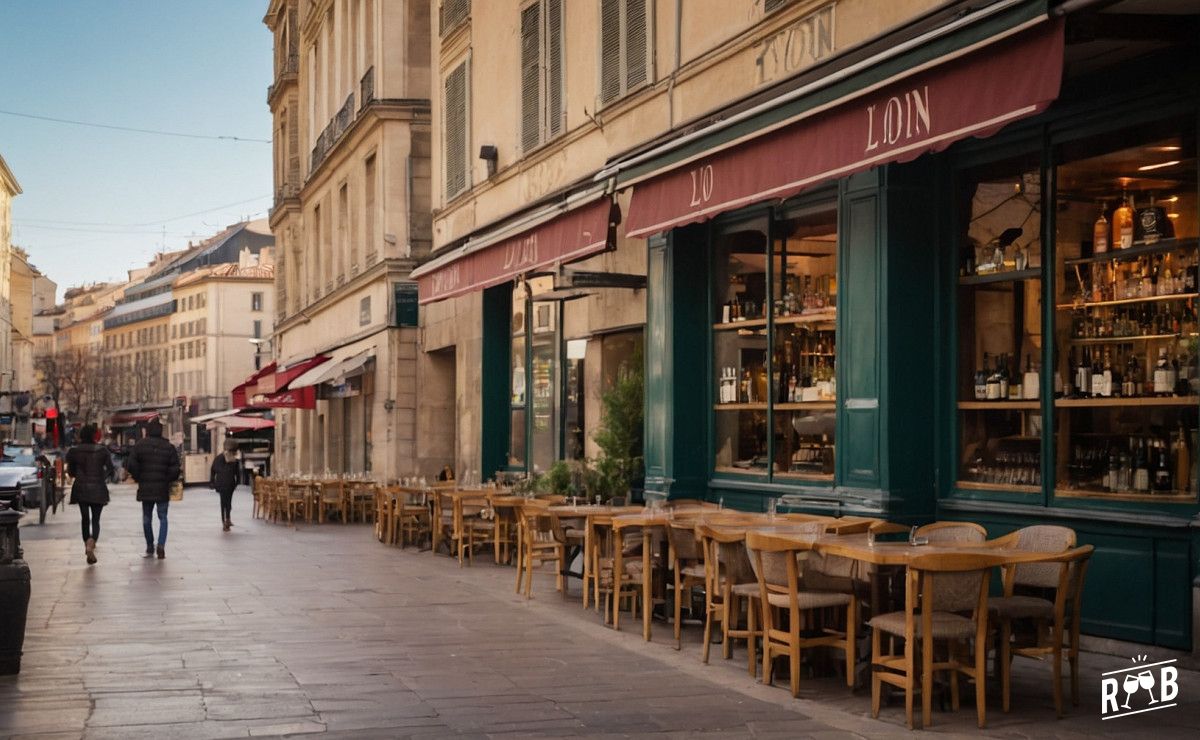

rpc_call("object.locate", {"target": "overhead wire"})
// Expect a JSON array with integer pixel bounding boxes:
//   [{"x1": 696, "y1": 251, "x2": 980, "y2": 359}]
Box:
[{"x1": 0, "y1": 108, "x2": 271, "y2": 143}]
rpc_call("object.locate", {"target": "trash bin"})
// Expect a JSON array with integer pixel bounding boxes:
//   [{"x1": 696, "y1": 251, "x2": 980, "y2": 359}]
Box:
[{"x1": 0, "y1": 508, "x2": 31, "y2": 674}]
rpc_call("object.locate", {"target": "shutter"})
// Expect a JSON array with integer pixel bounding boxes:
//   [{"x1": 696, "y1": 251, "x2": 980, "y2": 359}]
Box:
[
  {"x1": 599, "y1": 0, "x2": 622, "y2": 104},
  {"x1": 520, "y1": 2, "x2": 542, "y2": 152},
  {"x1": 440, "y1": 0, "x2": 471, "y2": 36},
  {"x1": 764, "y1": 0, "x2": 790, "y2": 13},
  {"x1": 547, "y1": 0, "x2": 564, "y2": 138},
  {"x1": 624, "y1": 0, "x2": 647, "y2": 92},
  {"x1": 444, "y1": 62, "x2": 467, "y2": 199}
]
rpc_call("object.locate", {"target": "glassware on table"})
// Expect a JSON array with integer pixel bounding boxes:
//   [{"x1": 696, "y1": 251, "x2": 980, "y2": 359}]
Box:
[
  {"x1": 718, "y1": 497, "x2": 725, "y2": 510},
  {"x1": 867, "y1": 528, "x2": 876, "y2": 548},
  {"x1": 766, "y1": 497, "x2": 777, "y2": 520}
]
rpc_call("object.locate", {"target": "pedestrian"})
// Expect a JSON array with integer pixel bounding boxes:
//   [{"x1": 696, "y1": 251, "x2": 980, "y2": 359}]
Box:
[
  {"x1": 210, "y1": 438, "x2": 240, "y2": 531},
  {"x1": 65, "y1": 424, "x2": 113, "y2": 565},
  {"x1": 125, "y1": 419, "x2": 181, "y2": 559}
]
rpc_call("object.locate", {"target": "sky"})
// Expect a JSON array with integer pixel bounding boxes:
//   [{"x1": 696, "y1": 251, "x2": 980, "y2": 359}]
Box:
[{"x1": 0, "y1": 1, "x2": 274, "y2": 301}]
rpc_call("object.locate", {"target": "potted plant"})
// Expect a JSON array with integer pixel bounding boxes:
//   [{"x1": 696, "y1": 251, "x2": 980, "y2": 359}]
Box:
[{"x1": 592, "y1": 352, "x2": 644, "y2": 503}]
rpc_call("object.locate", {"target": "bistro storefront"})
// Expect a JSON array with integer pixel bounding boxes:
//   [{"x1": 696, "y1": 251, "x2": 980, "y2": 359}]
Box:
[{"x1": 605, "y1": 0, "x2": 1198, "y2": 650}]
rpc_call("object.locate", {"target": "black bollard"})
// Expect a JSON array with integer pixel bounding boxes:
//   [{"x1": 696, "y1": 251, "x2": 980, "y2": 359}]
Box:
[{"x1": 0, "y1": 508, "x2": 31, "y2": 675}]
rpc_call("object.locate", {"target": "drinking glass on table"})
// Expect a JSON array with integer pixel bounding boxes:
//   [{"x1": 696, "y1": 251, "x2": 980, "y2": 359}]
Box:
[{"x1": 766, "y1": 497, "x2": 777, "y2": 520}]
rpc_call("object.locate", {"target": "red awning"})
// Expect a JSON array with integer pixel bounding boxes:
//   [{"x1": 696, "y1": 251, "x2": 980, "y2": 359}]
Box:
[
  {"x1": 415, "y1": 197, "x2": 616, "y2": 304},
  {"x1": 251, "y1": 386, "x2": 318, "y2": 410},
  {"x1": 625, "y1": 20, "x2": 1064, "y2": 238},
  {"x1": 258, "y1": 355, "x2": 329, "y2": 395},
  {"x1": 107, "y1": 411, "x2": 160, "y2": 427},
  {"x1": 231, "y1": 362, "x2": 276, "y2": 407}
]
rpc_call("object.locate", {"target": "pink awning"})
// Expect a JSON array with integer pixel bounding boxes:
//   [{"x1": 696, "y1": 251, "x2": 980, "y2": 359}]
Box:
[
  {"x1": 205, "y1": 415, "x2": 275, "y2": 432},
  {"x1": 625, "y1": 20, "x2": 1064, "y2": 238},
  {"x1": 257, "y1": 355, "x2": 328, "y2": 395},
  {"x1": 416, "y1": 198, "x2": 616, "y2": 304},
  {"x1": 231, "y1": 362, "x2": 276, "y2": 407}
]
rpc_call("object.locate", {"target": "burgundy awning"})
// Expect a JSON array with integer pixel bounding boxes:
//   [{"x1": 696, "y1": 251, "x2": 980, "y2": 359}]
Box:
[
  {"x1": 251, "y1": 386, "x2": 317, "y2": 410},
  {"x1": 625, "y1": 20, "x2": 1064, "y2": 238},
  {"x1": 205, "y1": 415, "x2": 275, "y2": 432},
  {"x1": 415, "y1": 197, "x2": 616, "y2": 304},
  {"x1": 231, "y1": 362, "x2": 276, "y2": 407},
  {"x1": 107, "y1": 411, "x2": 159, "y2": 427},
  {"x1": 257, "y1": 355, "x2": 329, "y2": 395}
]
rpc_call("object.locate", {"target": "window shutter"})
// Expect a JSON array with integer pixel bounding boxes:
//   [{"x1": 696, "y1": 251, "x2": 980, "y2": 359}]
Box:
[
  {"x1": 444, "y1": 62, "x2": 467, "y2": 199},
  {"x1": 599, "y1": 0, "x2": 622, "y2": 104},
  {"x1": 547, "y1": 0, "x2": 564, "y2": 138},
  {"x1": 764, "y1": 0, "x2": 791, "y2": 13},
  {"x1": 624, "y1": 0, "x2": 647, "y2": 91},
  {"x1": 440, "y1": 0, "x2": 470, "y2": 36},
  {"x1": 520, "y1": 3, "x2": 542, "y2": 152}
]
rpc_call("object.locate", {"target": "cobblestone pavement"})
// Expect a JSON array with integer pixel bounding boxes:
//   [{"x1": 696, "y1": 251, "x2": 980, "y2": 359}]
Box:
[{"x1": 2, "y1": 485, "x2": 1197, "y2": 738}]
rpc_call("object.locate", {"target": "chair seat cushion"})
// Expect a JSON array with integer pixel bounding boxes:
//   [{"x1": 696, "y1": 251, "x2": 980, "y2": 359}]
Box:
[
  {"x1": 766, "y1": 590, "x2": 852, "y2": 610},
  {"x1": 870, "y1": 610, "x2": 976, "y2": 640},
  {"x1": 989, "y1": 595, "x2": 1054, "y2": 620},
  {"x1": 731, "y1": 582, "x2": 760, "y2": 598}
]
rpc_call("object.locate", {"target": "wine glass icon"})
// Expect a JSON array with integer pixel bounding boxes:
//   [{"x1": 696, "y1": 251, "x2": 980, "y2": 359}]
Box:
[
  {"x1": 1121, "y1": 673, "x2": 1140, "y2": 709},
  {"x1": 1138, "y1": 669, "x2": 1158, "y2": 704}
]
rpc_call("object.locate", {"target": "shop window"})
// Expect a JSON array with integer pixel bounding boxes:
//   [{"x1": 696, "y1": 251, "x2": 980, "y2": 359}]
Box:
[
  {"x1": 956, "y1": 152, "x2": 1044, "y2": 493},
  {"x1": 252, "y1": 292, "x2": 263, "y2": 311},
  {"x1": 712, "y1": 205, "x2": 838, "y2": 482},
  {"x1": 509, "y1": 290, "x2": 527, "y2": 468},
  {"x1": 1052, "y1": 120, "x2": 1197, "y2": 502},
  {"x1": 507, "y1": 278, "x2": 560, "y2": 473},
  {"x1": 599, "y1": 0, "x2": 649, "y2": 105}
]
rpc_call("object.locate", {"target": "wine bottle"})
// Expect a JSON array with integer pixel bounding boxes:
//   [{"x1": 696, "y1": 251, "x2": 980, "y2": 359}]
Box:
[
  {"x1": 1023, "y1": 353, "x2": 1039, "y2": 400},
  {"x1": 1114, "y1": 192, "x2": 1135, "y2": 249},
  {"x1": 986, "y1": 355, "x2": 1001, "y2": 401},
  {"x1": 975, "y1": 353, "x2": 989, "y2": 401},
  {"x1": 1093, "y1": 203, "x2": 1109, "y2": 254},
  {"x1": 998, "y1": 353, "x2": 1010, "y2": 399},
  {"x1": 1153, "y1": 439, "x2": 1173, "y2": 492},
  {"x1": 1133, "y1": 438, "x2": 1150, "y2": 492}
]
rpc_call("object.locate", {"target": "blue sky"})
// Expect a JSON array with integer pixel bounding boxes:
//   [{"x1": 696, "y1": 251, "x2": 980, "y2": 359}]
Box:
[{"x1": 0, "y1": 1, "x2": 273, "y2": 300}]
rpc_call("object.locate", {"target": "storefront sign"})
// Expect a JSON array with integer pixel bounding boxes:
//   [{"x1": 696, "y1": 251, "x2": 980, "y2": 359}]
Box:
[
  {"x1": 416, "y1": 198, "x2": 615, "y2": 304},
  {"x1": 251, "y1": 386, "x2": 317, "y2": 409},
  {"x1": 393, "y1": 283, "x2": 419, "y2": 327},
  {"x1": 754, "y1": 2, "x2": 835, "y2": 86},
  {"x1": 626, "y1": 20, "x2": 1064, "y2": 238}
]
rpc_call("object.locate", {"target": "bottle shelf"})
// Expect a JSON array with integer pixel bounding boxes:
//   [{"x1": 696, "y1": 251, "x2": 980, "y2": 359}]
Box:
[
  {"x1": 714, "y1": 403, "x2": 769, "y2": 411},
  {"x1": 712, "y1": 310, "x2": 837, "y2": 331},
  {"x1": 1053, "y1": 488, "x2": 1197, "y2": 503},
  {"x1": 713, "y1": 317, "x2": 767, "y2": 330},
  {"x1": 1055, "y1": 292, "x2": 1198, "y2": 310},
  {"x1": 1069, "y1": 332, "x2": 1198, "y2": 345},
  {"x1": 958, "y1": 268, "x2": 1041, "y2": 286},
  {"x1": 775, "y1": 402, "x2": 836, "y2": 411},
  {"x1": 1054, "y1": 396, "x2": 1198, "y2": 408},
  {"x1": 958, "y1": 400, "x2": 1041, "y2": 410},
  {"x1": 1063, "y1": 237, "x2": 1199, "y2": 267},
  {"x1": 956, "y1": 480, "x2": 1041, "y2": 494}
]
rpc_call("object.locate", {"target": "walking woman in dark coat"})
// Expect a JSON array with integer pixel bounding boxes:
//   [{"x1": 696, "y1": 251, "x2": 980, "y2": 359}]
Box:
[
  {"x1": 210, "y1": 438, "x2": 240, "y2": 531},
  {"x1": 66, "y1": 424, "x2": 114, "y2": 565}
]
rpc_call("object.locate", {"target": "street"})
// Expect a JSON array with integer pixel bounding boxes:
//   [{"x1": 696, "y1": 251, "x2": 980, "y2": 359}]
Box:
[{"x1": 1, "y1": 485, "x2": 1196, "y2": 739}]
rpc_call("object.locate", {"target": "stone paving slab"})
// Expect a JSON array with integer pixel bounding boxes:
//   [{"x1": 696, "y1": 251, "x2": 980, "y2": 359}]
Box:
[{"x1": 1, "y1": 485, "x2": 1196, "y2": 738}]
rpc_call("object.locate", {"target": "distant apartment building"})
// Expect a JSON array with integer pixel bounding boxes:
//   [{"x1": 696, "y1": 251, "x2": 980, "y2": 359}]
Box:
[
  {"x1": 264, "y1": 0, "x2": 431, "y2": 478},
  {"x1": 0, "y1": 155, "x2": 19, "y2": 395}
]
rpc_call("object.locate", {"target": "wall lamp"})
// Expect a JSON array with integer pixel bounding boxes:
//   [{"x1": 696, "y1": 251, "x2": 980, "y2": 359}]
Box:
[{"x1": 479, "y1": 145, "x2": 498, "y2": 178}]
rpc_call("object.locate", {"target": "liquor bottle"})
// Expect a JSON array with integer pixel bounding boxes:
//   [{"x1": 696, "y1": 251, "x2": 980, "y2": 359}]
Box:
[
  {"x1": 986, "y1": 355, "x2": 1002, "y2": 401},
  {"x1": 1113, "y1": 191, "x2": 1135, "y2": 249},
  {"x1": 1175, "y1": 424, "x2": 1191, "y2": 496},
  {"x1": 739, "y1": 368, "x2": 750, "y2": 404},
  {"x1": 1133, "y1": 438, "x2": 1151, "y2": 492},
  {"x1": 1093, "y1": 203, "x2": 1109, "y2": 254},
  {"x1": 998, "y1": 354, "x2": 1010, "y2": 399},
  {"x1": 1153, "y1": 439, "x2": 1173, "y2": 492},
  {"x1": 1153, "y1": 347, "x2": 1176, "y2": 396},
  {"x1": 1100, "y1": 348, "x2": 1115, "y2": 398},
  {"x1": 1122, "y1": 352, "x2": 1137, "y2": 397},
  {"x1": 1023, "y1": 353, "x2": 1039, "y2": 400},
  {"x1": 1106, "y1": 446, "x2": 1121, "y2": 493},
  {"x1": 1135, "y1": 194, "x2": 1172, "y2": 245}
]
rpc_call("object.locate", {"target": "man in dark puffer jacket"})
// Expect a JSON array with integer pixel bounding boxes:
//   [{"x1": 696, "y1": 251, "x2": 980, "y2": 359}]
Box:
[{"x1": 126, "y1": 420, "x2": 181, "y2": 559}]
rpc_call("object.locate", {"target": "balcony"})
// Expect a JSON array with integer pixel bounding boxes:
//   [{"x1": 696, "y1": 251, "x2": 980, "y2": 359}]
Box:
[
  {"x1": 267, "y1": 53, "x2": 299, "y2": 103},
  {"x1": 359, "y1": 66, "x2": 375, "y2": 111},
  {"x1": 309, "y1": 93, "x2": 356, "y2": 174}
]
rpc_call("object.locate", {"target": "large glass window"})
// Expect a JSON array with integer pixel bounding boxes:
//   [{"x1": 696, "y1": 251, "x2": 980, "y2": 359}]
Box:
[
  {"x1": 508, "y1": 279, "x2": 560, "y2": 474},
  {"x1": 712, "y1": 205, "x2": 838, "y2": 482},
  {"x1": 956, "y1": 153, "x2": 1044, "y2": 492},
  {"x1": 1052, "y1": 120, "x2": 1198, "y2": 502}
]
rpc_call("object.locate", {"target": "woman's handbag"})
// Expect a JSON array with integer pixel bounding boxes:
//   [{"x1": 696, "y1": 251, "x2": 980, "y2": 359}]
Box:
[{"x1": 169, "y1": 480, "x2": 184, "y2": 501}]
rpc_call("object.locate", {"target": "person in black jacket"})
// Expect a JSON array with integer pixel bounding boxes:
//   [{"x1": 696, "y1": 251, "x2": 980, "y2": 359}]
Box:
[
  {"x1": 66, "y1": 424, "x2": 114, "y2": 565},
  {"x1": 126, "y1": 419, "x2": 181, "y2": 559},
  {"x1": 210, "y1": 438, "x2": 240, "y2": 532}
]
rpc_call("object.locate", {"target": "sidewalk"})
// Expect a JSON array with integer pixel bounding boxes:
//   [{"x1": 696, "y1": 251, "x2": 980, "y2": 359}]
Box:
[{"x1": 1, "y1": 485, "x2": 1195, "y2": 738}]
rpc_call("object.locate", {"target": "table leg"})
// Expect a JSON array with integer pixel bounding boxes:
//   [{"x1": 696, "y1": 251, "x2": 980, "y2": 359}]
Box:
[
  {"x1": 642, "y1": 529, "x2": 652, "y2": 641},
  {"x1": 612, "y1": 530, "x2": 623, "y2": 630},
  {"x1": 582, "y1": 524, "x2": 591, "y2": 609}
]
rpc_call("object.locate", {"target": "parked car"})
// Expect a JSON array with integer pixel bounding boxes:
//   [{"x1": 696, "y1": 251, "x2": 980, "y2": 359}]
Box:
[{"x1": 0, "y1": 447, "x2": 42, "y2": 512}]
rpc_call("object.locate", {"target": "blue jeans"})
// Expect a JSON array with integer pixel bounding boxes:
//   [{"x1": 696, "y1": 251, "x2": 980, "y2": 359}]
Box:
[{"x1": 142, "y1": 500, "x2": 169, "y2": 548}]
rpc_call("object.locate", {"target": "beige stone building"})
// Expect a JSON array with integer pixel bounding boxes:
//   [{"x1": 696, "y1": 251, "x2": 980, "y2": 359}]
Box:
[
  {"x1": 263, "y1": 0, "x2": 432, "y2": 479},
  {"x1": 0, "y1": 155, "x2": 19, "y2": 395},
  {"x1": 8, "y1": 248, "x2": 51, "y2": 394}
]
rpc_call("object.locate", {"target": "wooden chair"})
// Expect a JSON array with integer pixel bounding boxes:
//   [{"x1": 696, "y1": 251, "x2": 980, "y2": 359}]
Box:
[
  {"x1": 869, "y1": 551, "x2": 1001, "y2": 730},
  {"x1": 348, "y1": 481, "x2": 376, "y2": 523},
  {"x1": 989, "y1": 526, "x2": 1088, "y2": 716},
  {"x1": 917, "y1": 521, "x2": 988, "y2": 542},
  {"x1": 251, "y1": 476, "x2": 264, "y2": 520},
  {"x1": 745, "y1": 531, "x2": 856, "y2": 698},
  {"x1": 284, "y1": 480, "x2": 312, "y2": 524},
  {"x1": 395, "y1": 488, "x2": 431, "y2": 548},
  {"x1": 514, "y1": 502, "x2": 566, "y2": 598},
  {"x1": 590, "y1": 515, "x2": 643, "y2": 623},
  {"x1": 455, "y1": 492, "x2": 497, "y2": 566},
  {"x1": 317, "y1": 479, "x2": 346, "y2": 523},
  {"x1": 430, "y1": 488, "x2": 455, "y2": 555},
  {"x1": 665, "y1": 521, "x2": 707, "y2": 650}
]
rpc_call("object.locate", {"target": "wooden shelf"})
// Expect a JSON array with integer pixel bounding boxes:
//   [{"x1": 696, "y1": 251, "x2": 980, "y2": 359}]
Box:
[
  {"x1": 1069, "y1": 333, "x2": 1197, "y2": 345},
  {"x1": 714, "y1": 403, "x2": 769, "y2": 411},
  {"x1": 1054, "y1": 396, "x2": 1198, "y2": 408},
  {"x1": 956, "y1": 481, "x2": 1040, "y2": 494},
  {"x1": 713, "y1": 311, "x2": 836, "y2": 331},
  {"x1": 1054, "y1": 488, "x2": 1197, "y2": 504},
  {"x1": 1063, "y1": 237, "x2": 1199, "y2": 267},
  {"x1": 958, "y1": 400, "x2": 1040, "y2": 410},
  {"x1": 1055, "y1": 292, "x2": 1198, "y2": 310},
  {"x1": 958, "y1": 268, "x2": 1041, "y2": 286},
  {"x1": 713, "y1": 317, "x2": 767, "y2": 330},
  {"x1": 775, "y1": 472, "x2": 835, "y2": 482},
  {"x1": 775, "y1": 402, "x2": 836, "y2": 411}
]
